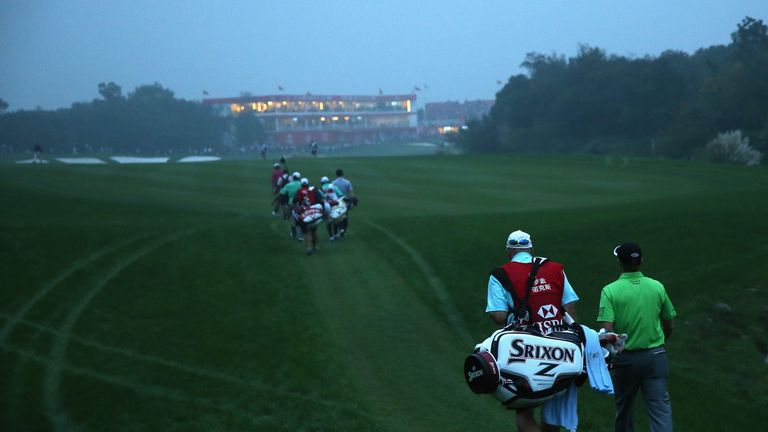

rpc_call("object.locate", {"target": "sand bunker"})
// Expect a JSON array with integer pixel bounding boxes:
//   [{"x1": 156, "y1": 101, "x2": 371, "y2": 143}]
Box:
[
  {"x1": 408, "y1": 142, "x2": 437, "y2": 147},
  {"x1": 15, "y1": 159, "x2": 49, "y2": 164},
  {"x1": 56, "y1": 157, "x2": 107, "y2": 164},
  {"x1": 177, "y1": 156, "x2": 221, "y2": 163},
  {"x1": 111, "y1": 156, "x2": 169, "y2": 164}
]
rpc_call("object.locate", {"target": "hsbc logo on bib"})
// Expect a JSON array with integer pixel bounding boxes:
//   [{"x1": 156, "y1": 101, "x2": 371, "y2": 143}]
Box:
[{"x1": 537, "y1": 304, "x2": 558, "y2": 319}]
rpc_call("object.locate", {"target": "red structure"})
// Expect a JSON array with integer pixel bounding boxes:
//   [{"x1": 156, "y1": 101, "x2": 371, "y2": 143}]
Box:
[{"x1": 424, "y1": 99, "x2": 494, "y2": 135}]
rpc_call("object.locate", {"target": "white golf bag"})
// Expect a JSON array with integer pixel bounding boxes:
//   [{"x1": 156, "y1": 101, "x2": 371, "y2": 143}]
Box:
[
  {"x1": 465, "y1": 326, "x2": 585, "y2": 409},
  {"x1": 329, "y1": 200, "x2": 348, "y2": 222},
  {"x1": 297, "y1": 204, "x2": 324, "y2": 228}
]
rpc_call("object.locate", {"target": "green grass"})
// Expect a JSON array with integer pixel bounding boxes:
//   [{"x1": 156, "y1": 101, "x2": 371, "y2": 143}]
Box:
[{"x1": 1, "y1": 154, "x2": 767, "y2": 431}]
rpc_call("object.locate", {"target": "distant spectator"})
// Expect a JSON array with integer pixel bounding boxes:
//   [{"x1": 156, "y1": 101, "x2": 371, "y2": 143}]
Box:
[
  {"x1": 33, "y1": 145, "x2": 42, "y2": 163},
  {"x1": 310, "y1": 140, "x2": 318, "y2": 158}
]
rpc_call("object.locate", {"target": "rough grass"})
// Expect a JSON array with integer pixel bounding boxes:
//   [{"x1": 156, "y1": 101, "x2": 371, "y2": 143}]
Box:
[{"x1": 1, "y1": 154, "x2": 767, "y2": 431}]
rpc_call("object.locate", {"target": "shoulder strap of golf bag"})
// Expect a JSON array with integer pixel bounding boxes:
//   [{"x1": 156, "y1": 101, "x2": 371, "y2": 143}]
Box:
[
  {"x1": 517, "y1": 257, "x2": 547, "y2": 323},
  {"x1": 490, "y1": 257, "x2": 548, "y2": 325}
]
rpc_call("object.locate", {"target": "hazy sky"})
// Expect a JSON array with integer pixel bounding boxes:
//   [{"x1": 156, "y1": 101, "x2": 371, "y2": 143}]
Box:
[{"x1": 1, "y1": 0, "x2": 766, "y2": 110}]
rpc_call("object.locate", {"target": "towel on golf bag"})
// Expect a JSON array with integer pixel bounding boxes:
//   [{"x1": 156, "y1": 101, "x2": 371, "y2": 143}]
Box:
[{"x1": 540, "y1": 325, "x2": 614, "y2": 431}]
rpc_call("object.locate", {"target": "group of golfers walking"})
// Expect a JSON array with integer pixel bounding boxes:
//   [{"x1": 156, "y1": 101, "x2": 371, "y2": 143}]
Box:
[
  {"x1": 270, "y1": 159, "x2": 356, "y2": 255},
  {"x1": 486, "y1": 230, "x2": 676, "y2": 432}
]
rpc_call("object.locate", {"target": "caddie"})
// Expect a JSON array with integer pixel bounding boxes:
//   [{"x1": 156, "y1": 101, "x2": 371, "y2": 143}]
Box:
[{"x1": 485, "y1": 230, "x2": 580, "y2": 432}]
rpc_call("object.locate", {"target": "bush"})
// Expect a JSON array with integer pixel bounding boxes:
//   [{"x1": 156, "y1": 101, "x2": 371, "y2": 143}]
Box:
[{"x1": 703, "y1": 130, "x2": 763, "y2": 166}]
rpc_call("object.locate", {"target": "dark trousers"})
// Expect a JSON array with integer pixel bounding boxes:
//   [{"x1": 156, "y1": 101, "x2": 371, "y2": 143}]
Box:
[{"x1": 611, "y1": 347, "x2": 673, "y2": 432}]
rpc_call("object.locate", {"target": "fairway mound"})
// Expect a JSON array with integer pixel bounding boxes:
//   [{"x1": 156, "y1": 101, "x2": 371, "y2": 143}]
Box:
[
  {"x1": 177, "y1": 156, "x2": 221, "y2": 163},
  {"x1": 56, "y1": 157, "x2": 106, "y2": 164},
  {"x1": 15, "y1": 159, "x2": 49, "y2": 164},
  {"x1": 111, "y1": 156, "x2": 170, "y2": 164}
]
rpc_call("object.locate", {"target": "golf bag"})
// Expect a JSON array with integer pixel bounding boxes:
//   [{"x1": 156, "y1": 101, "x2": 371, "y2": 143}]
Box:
[
  {"x1": 329, "y1": 200, "x2": 348, "y2": 221},
  {"x1": 465, "y1": 325, "x2": 585, "y2": 409},
  {"x1": 296, "y1": 204, "x2": 324, "y2": 230}
]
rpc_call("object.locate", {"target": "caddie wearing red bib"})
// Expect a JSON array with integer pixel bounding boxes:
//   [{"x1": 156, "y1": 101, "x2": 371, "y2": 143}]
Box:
[{"x1": 485, "y1": 230, "x2": 580, "y2": 432}]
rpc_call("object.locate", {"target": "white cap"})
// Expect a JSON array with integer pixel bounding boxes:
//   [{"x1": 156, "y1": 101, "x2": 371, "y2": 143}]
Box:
[
  {"x1": 320, "y1": 176, "x2": 329, "y2": 183},
  {"x1": 506, "y1": 230, "x2": 533, "y2": 249},
  {"x1": 292, "y1": 171, "x2": 301, "y2": 179},
  {"x1": 274, "y1": 163, "x2": 281, "y2": 168},
  {"x1": 300, "y1": 178, "x2": 309, "y2": 186}
]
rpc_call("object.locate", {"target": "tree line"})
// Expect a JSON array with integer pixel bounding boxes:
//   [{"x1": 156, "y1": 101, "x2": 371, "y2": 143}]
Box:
[
  {"x1": 0, "y1": 82, "x2": 264, "y2": 155},
  {"x1": 459, "y1": 17, "x2": 768, "y2": 161}
]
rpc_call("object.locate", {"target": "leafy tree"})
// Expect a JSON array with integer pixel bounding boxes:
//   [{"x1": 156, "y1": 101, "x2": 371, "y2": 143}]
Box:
[
  {"x1": 97, "y1": 82, "x2": 123, "y2": 101},
  {"x1": 0, "y1": 98, "x2": 8, "y2": 113},
  {"x1": 732, "y1": 16, "x2": 768, "y2": 61},
  {"x1": 460, "y1": 16, "x2": 767, "y2": 163},
  {"x1": 0, "y1": 82, "x2": 225, "y2": 155}
]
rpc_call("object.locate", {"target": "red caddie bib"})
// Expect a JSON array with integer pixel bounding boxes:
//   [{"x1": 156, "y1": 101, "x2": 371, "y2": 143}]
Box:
[{"x1": 496, "y1": 260, "x2": 566, "y2": 334}]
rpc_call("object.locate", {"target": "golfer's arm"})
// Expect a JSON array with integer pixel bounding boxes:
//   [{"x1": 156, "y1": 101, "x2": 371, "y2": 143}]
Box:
[
  {"x1": 563, "y1": 301, "x2": 577, "y2": 322},
  {"x1": 488, "y1": 311, "x2": 509, "y2": 327},
  {"x1": 662, "y1": 318, "x2": 674, "y2": 340}
]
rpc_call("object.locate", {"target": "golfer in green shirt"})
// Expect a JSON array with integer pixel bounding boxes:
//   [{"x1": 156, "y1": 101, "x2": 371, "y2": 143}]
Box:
[{"x1": 597, "y1": 242, "x2": 676, "y2": 432}]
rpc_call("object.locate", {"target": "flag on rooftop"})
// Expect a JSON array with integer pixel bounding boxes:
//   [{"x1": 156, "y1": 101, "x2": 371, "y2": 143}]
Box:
[
  {"x1": 278, "y1": 85, "x2": 284, "y2": 91},
  {"x1": 413, "y1": 86, "x2": 421, "y2": 92},
  {"x1": 202, "y1": 90, "x2": 209, "y2": 96},
  {"x1": 378, "y1": 88, "x2": 383, "y2": 95}
]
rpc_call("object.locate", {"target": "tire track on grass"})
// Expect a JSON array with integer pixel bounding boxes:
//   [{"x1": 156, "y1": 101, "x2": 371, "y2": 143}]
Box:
[
  {"x1": 42, "y1": 231, "x2": 193, "y2": 431},
  {"x1": 297, "y1": 226, "x2": 497, "y2": 431},
  {"x1": 41, "y1": 222, "x2": 379, "y2": 430},
  {"x1": 1, "y1": 312, "x2": 370, "y2": 411},
  {"x1": 361, "y1": 219, "x2": 473, "y2": 345},
  {"x1": 0, "y1": 235, "x2": 149, "y2": 348},
  {"x1": 4, "y1": 344, "x2": 271, "y2": 427}
]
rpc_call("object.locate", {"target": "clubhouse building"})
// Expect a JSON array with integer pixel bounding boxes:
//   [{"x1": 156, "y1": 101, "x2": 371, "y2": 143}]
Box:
[{"x1": 203, "y1": 93, "x2": 418, "y2": 145}]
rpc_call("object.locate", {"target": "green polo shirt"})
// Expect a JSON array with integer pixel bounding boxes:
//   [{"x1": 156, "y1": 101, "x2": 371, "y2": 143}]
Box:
[
  {"x1": 279, "y1": 180, "x2": 301, "y2": 203},
  {"x1": 597, "y1": 271, "x2": 677, "y2": 350}
]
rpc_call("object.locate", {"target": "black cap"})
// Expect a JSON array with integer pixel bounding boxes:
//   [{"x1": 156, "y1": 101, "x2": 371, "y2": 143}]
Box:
[{"x1": 613, "y1": 243, "x2": 642, "y2": 265}]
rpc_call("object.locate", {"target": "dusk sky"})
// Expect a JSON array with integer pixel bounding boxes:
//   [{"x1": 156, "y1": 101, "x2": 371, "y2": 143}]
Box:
[{"x1": 2, "y1": 0, "x2": 766, "y2": 111}]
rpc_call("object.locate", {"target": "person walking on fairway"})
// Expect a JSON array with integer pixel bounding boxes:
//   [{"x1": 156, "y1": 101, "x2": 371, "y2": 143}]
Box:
[
  {"x1": 279, "y1": 172, "x2": 303, "y2": 240},
  {"x1": 332, "y1": 169, "x2": 355, "y2": 237},
  {"x1": 293, "y1": 178, "x2": 324, "y2": 255},
  {"x1": 485, "y1": 230, "x2": 579, "y2": 432},
  {"x1": 271, "y1": 163, "x2": 285, "y2": 215},
  {"x1": 597, "y1": 243, "x2": 676, "y2": 432},
  {"x1": 319, "y1": 176, "x2": 345, "y2": 240}
]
